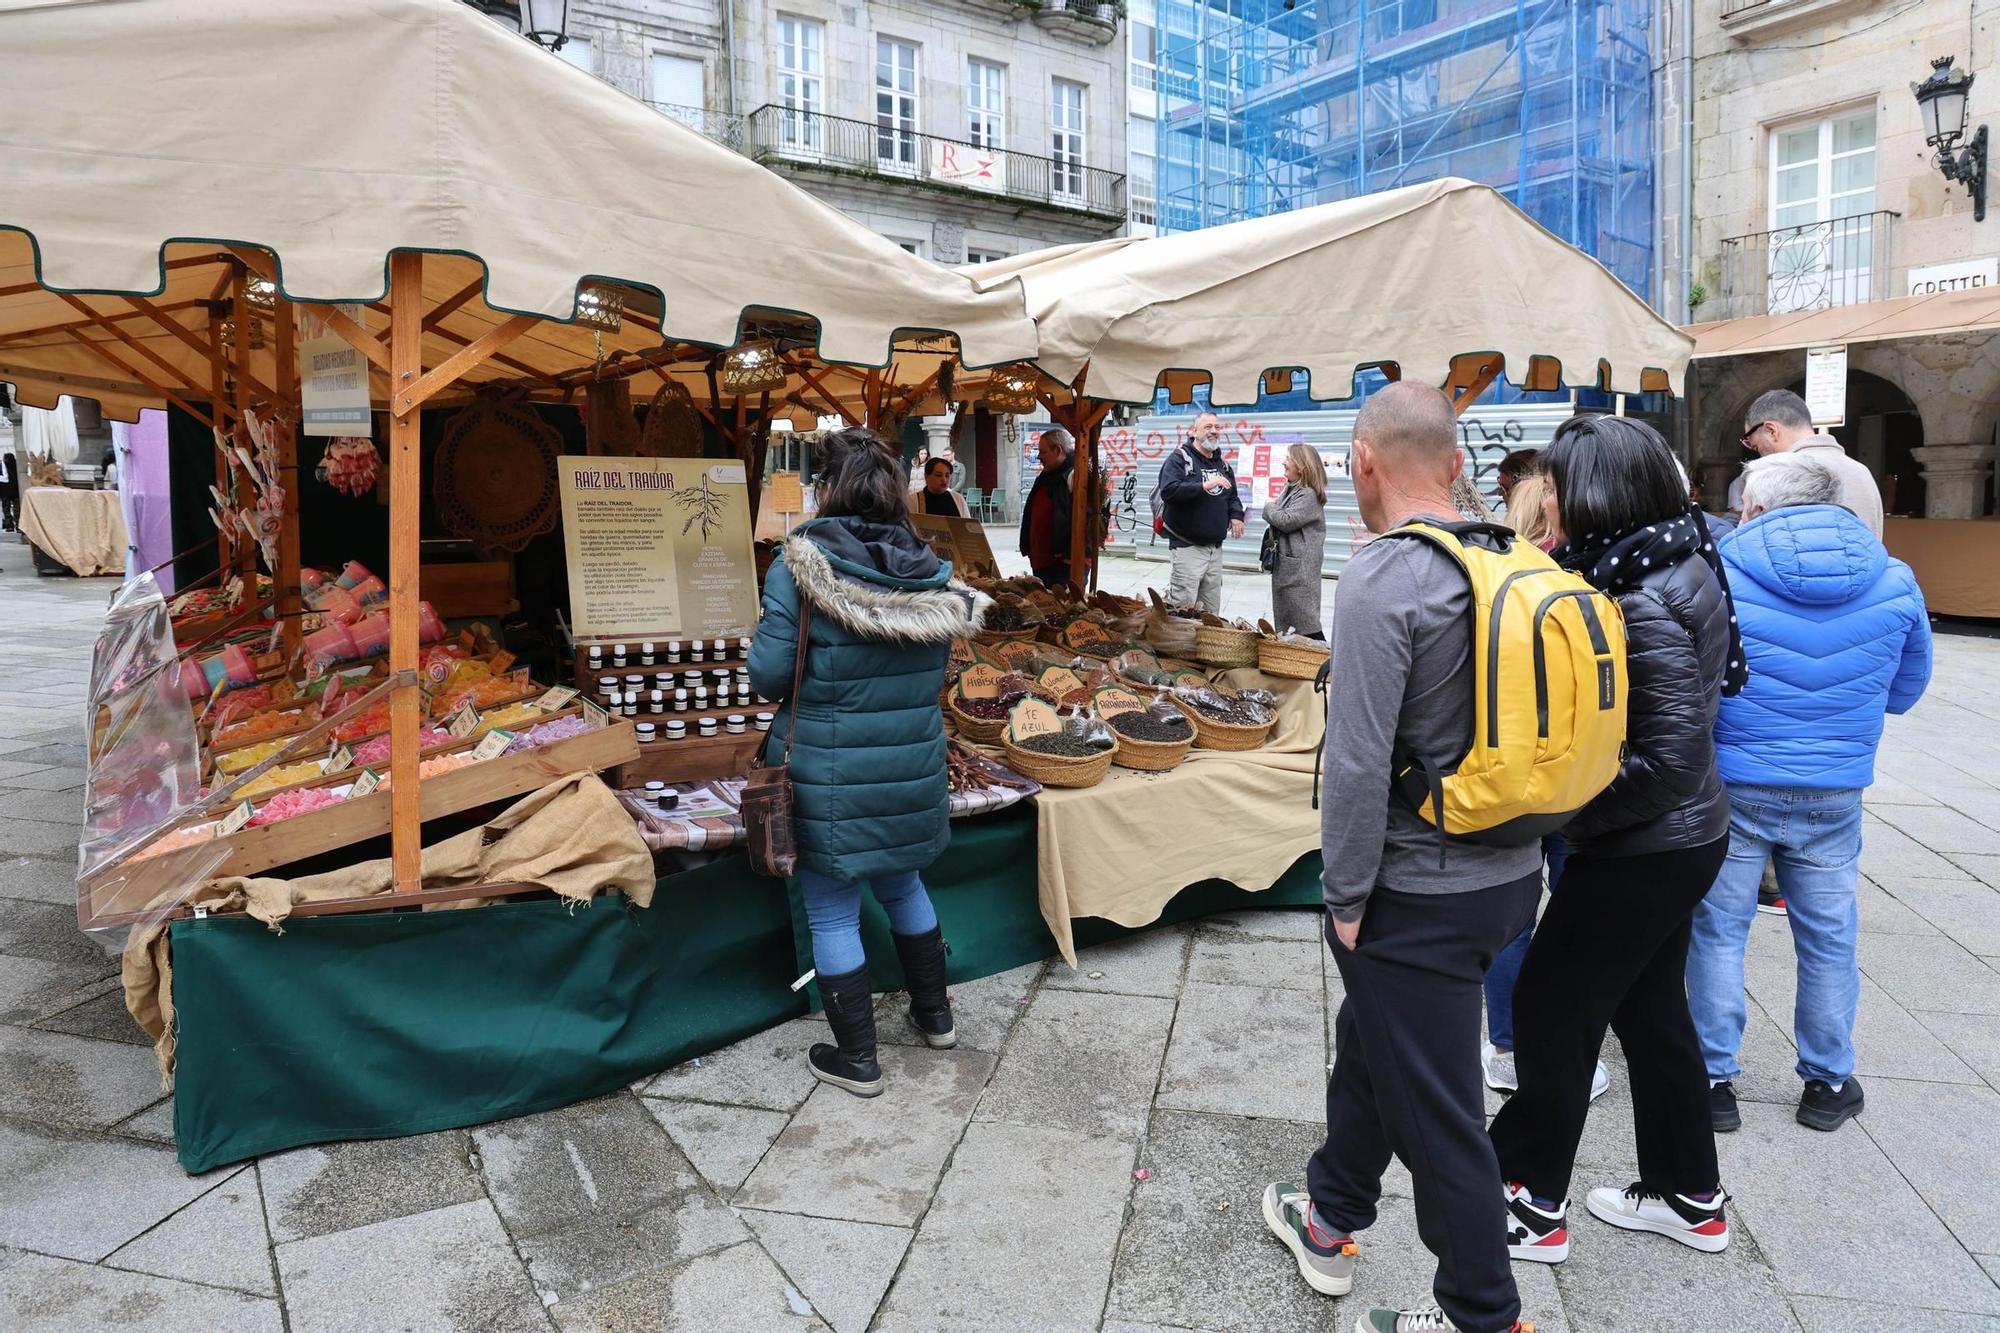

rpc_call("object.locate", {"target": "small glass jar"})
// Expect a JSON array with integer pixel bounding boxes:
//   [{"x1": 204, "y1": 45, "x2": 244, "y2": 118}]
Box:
[
  {"x1": 712, "y1": 638, "x2": 728, "y2": 659},
  {"x1": 611, "y1": 643, "x2": 628, "y2": 668},
  {"x1": 689, "y1": 646, "x2": 705, "y2": 663},
  {"x1": 697, "y1": 717, "x2": 719, "y2": 737},
  {"x1": 648, "y1": 690, "x2": 664, "y2": 714},
  {"x1": 587, "y1": 646, "x2": 603, "y2": 670},
  {"x1": 693, "y1": 687, "x2": 709, "y2": 711},
  {"x1": 725, "y1": 713, "x2": 747, "y2": 735},
  {"x1": 636, "y1": 722, "x2": 657, "y2": 744},
  {"x1": 597, "y1": 675, "x2": 618, "y2": 697},
  {"x1": 656, "y1": 790, "x2": 679, "y2": 811},
  {"x1": 622, "y1": 691, "x2": 640, "y2": 717},
  {"x1": 674, "y1": 689, "x2": 689, "y2": 712},
  {"x1": 737, "y1": 636, "x2": 752, "y2": 658},
  {"x1": 644, "y1": 780, "x2": 666, "y2": 800},
  {"x1": 640, "y1": 641, "x2": 657, "y2": 666},
  {"x1": 665, "y1": 719, "x2": 687, "y2": 741},
  {"x1": 754, "y1": 711, "x2": 774, "y2": 732},
  {"x1": 624, "y1": 673, "x2": 644, "y2": 693},
  {"x1": 653, "y1": 672, "x2": 672, "y2": 693}
]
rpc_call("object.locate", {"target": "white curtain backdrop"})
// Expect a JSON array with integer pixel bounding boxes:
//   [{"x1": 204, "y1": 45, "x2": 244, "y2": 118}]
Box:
[{"x1": 20, "y1": 397, "x2": 80, "y2": 463}]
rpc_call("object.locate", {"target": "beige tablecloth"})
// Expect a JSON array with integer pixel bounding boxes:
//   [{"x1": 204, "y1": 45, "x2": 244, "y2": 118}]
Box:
[
  {"x1": 1030, "y1": 669, "x2": 1325, "y2": 964},
  {"x1": 21, "y1": 484, "x2": 126, "y2": 576},
  {"x1": 1884, "y1": 517, "x2": 2000, "y2": 619}
]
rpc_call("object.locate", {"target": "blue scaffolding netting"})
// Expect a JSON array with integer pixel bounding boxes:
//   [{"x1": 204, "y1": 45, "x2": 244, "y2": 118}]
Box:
[{"x1": 1145, "y1": 0, "x2": 1656, "y2": 304}]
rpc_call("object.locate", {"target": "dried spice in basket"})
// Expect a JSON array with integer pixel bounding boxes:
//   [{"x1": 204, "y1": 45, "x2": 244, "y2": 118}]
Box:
[
  {"x1": 1109, "y1": 711, "x2": 1193, "y2": 742},
  {"x1": 1014, "y1": 733, "x2": 1104, "y2": 758}
]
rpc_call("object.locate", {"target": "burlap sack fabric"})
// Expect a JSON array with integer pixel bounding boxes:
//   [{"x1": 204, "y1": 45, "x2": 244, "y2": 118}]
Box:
[{"x1": 123, "y1": 773, "x2": 654, "y2": 1081}]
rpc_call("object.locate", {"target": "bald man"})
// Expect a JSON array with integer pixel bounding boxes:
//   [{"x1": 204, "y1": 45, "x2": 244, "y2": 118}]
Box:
[{"x1": 1262, "y1": 383, "x2": 1539, "y2": 1333}]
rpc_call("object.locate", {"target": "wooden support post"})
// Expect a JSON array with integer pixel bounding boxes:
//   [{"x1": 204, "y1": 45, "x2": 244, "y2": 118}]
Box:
[
  {"x1": 387, "y1": 253, "x2": 425, "y2": 895},
  {"x1": 229, "y1": 265, "x2": 256, "y2": 584},
  {"x1": 274, "y1": 297, "x2": 303, "y2": 661},
  {"x1": 1448, "y1": 356, "x2": 1502, "y2": 417}
]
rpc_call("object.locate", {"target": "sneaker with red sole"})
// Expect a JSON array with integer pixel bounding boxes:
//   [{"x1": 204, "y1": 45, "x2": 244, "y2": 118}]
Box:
[
  {"x1": 1756, "y1": 887, "x2": 1788, "y2": 917},
  {"x1": 1503, "y1": 1182, "x2": 1569, "y2": 1263},
  {"x1": 1585, "y1": 1182, "x2": 1730, "y2": 1252},
  {"x1": 1352, "y1": 1306, "x2": 1535, "y2": 1332}
]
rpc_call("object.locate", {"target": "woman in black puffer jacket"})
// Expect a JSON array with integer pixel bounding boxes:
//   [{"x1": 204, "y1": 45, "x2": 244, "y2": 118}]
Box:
[{"x1": 1488, "y1": 416, "x2": 1745, "y2": 1264}]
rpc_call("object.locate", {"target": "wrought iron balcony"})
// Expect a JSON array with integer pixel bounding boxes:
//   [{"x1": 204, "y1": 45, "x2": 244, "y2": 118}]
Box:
[
  {"x1": 1032, "y1": 0, "x2": 1122, "y2": 45},
  {"x1": 745, "y1": 106, "x2": 1126, "y2": 218},
  {"x1": 645, "y1": 101, "x2": 748, "y2": 152},
  {"x1": 1714, "y1": 210, "x2": 1898, "y2": 321}
]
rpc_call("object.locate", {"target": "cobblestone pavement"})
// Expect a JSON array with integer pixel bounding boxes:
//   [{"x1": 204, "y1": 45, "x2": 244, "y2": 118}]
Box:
[{"x1": 3, "y1": 544, "x2": 1999, "y2": 1331}]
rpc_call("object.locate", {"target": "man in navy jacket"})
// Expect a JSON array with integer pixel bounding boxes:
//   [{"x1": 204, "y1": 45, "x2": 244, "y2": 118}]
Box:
[
  {"x1": 1157, "y1": 411, "x2": 1244, "y2": 612},
  {"x1": 1687, "y1": 454, "x2": 1931, "y2": 1135}
]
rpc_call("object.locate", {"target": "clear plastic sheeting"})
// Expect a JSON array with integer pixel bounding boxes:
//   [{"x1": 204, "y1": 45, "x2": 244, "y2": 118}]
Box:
[
  {"x1": 78, "y1": 572, "x2": 229, "y2": 947},
  {"x1": 1144, "y1": 0, "x2": 1655, "y2": 301}
]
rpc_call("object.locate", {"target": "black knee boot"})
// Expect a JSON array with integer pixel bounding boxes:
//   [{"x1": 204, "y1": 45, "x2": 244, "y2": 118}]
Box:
[
  {"x1": 891, "y1": 925, "x2": 957, "y2": 1050},
  {"x1": 809, "y1": 964, "x2": 883, "y2": 1097}
]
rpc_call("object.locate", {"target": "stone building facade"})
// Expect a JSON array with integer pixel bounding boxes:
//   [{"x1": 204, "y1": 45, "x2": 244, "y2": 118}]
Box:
[
  {"x1": 555, "y1": 0, "x2": 1129, "y2": 265},
  {"x1": 1659, "y1": 0, "x2": 2000, "y2": 521}
]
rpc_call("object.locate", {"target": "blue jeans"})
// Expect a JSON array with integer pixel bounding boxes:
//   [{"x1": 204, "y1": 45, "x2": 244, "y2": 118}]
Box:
[
  {"x1": 1687, "y1": 783, "x2": 1864, "y2": 1086},
  {"x1": 1484, "y1": 835, "x2": 1571, "y2": 1048},
  {"x1": 798, "y1": 869, "x2": 939, "y2": 977}
]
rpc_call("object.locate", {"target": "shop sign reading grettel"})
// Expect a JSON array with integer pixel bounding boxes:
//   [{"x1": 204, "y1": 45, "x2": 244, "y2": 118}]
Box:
[
  {"x1": 297, "y1": 304, "x2": 374, "y2": 437},
  {"x1": 1907, "y1": 257, "x2": 1999, "y2": 296},
  {"x1": 558, "y1": 458, "x2": 759, "y2": 644},
  {"x1": 1803, "y1": 344, "x2": 1847, "y2": 429}
]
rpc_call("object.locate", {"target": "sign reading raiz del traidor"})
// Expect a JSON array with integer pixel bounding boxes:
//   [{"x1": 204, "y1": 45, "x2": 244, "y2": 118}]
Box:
[{"x1": 556, "y1": 457, "x2": 759, "y2": 644}]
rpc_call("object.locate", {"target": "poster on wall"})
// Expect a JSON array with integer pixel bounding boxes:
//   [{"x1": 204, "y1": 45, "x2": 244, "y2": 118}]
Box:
[
  {"x1": 297, "y1": 304, "x2": 374, "y2": 437},
  {"x1": 909, "y1": 513, "x2": 1001, "y2": 582},
  {"x1": 557, "y1": 457, "x2": 759, "y2": 642},
  {"x1": 1804, "y1": 344, "x2": 1847, "y2": 428}
]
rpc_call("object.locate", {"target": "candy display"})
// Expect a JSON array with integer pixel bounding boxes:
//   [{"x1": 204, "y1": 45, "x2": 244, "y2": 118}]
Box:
[
  {"x1": 238, "y1": 758, "x2": 330, "y2": 799},
  {"x1": 317, "y1": 437, "x2": 382, "y2": 497},
  {"x1": 214, "y1": 707, "x2": 310, "y2": 746},
  {"x1": 247, "y1": 786, "x2": 350, "y2": 826},
  {"x1": 352, "y1": 726, "x2": 453, "y2": 767},
  {"x1": 436, "y1": 671, "x2": 532, "y2": 714},
  {"x1": 476, "y1": 701, "x2": 545, "y2": 732},
  {"x1": 213, "y1": 736, "x2": 297, "y2": 775},
  {"x1": 127, "y1": 821, "x2": 218, "y2": 863},
  {"x1": 504, "y1": 715, "x2": 590, "y2": 753}
]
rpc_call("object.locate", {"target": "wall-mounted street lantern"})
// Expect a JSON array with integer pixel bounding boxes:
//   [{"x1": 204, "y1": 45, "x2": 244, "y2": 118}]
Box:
[
  {"x1": 1913, "y1": 55, "x2": 1987, "y2": 222},
  {"x1": 463, "y1": 1, "x2": 569, "y2": 53}
]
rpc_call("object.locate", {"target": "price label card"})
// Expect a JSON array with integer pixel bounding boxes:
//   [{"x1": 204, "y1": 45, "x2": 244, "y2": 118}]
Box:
[
  {"x1": 489, "y1": 649, "x2": 517, "y2": 674},
  {"x1": 535, "y1": 685, "x2": 579, "y2": 712},
  {"x1": 447, "y1": 703, "x2": 482, "y2": 740},
  {"x1": 470, "y1": 730, "x2": 514, "y2": 762},
  {"x1": 958, "y1": 663, "x2": 1005, "y2": 700},
  {"x1": 581, "y1": 697, "x2": 610, "y2": 727},
  {"x1": 994, "y1": 640, "x2": 1041, "y2": 670},
  {"x1": 349, "y1": 767, "x2": 382, "y2": 798},
  {"x1": 948, "y1": 637, "x2": 975, "y2": 670},
  {"x1": 1065, "y1": 620, "x2": 1113, "y2": 648},
  {"x1": 325, "y1": 742, "x2": 354, "y2": 773},
  {"x1": 218, "y1": 799, "x2": 256, "y2": 836},
  {"x1": 1173, "y1": 669, "x2": 1213, "y2": 691},
  {"x1": 1038, "y1": 667, "x2": 1086, "y2": 697},
  {"x1": 1007, "y1": 696, "x2": 1062, "y2": 743},
  {"x1": 1094, "y1": 688, "x2": 1145, "y2": 718}
]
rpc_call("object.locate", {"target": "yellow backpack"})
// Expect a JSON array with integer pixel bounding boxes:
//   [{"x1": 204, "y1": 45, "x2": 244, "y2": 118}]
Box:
[{"x1": 1381, "y1": 521, "x2": 1628, "y2": 849}]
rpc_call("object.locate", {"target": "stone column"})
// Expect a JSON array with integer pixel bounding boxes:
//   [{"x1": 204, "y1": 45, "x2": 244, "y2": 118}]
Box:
[
  {"x1": 1910, "y1": 445, "x2": 1997, "y2": 520},
  {"x1": 921, "y1": 412, "x2": 958, "y2": 487}
]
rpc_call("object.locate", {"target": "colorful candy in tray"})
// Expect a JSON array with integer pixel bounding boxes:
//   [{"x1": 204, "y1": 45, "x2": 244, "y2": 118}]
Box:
[
  {"x1": 213, "y1": 736, "x2": 299, "y2": 775},
  {"x1": 213, "y1": 707, "x2": 310, "y2": 747},
  {"x1": 476, "y1": 701, "x2": 545, "y2": 733},
  {"x1": 237, "y1": 759, "x2": 332, "y2": 800},
  {"x1": 351, "y1": 726, "x2": 452, "y2": 767},
  {"x1": 332, "y1": 701, "x2": 394, "y2": 743},
  {"x1": 247, "y1": 786, "x2": 350, "y2": 826},
  {"x1": 436, "y1": 669, "x2": 531, "y2": 714}
]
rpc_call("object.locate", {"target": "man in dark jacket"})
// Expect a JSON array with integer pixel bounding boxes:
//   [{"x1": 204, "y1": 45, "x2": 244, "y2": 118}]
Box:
[
  {"x1": 1262, "y1": 383, "x2": 1540, "y2": 1333},
  {"x1": 1020, "y1": 427, "x2": 1076, "y2": 586},
  {"x1": 1157, "y1": 411, "x2": 1244, "y2": 611},
  {"x1": 1690, "y1": 455, "x2": 1931, "y2": 1135}
]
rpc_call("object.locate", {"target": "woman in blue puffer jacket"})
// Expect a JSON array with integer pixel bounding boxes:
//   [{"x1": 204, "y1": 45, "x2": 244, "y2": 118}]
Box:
[{"x1": 1688, "y1": 454, "x2": 1931, "y2": 1134}]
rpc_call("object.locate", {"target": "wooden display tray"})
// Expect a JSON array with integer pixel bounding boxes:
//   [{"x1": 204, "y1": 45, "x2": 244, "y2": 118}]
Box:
[
  {"x1": 609, "y1": 728, "x2": 765, "y2": 787},
  {"x1": 79, "y1": 715, "x2": 640, "y2": 926}
]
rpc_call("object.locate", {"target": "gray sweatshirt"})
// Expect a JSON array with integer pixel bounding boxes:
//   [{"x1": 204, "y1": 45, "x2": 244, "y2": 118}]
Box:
[{"x1": 1321, "y1": 520, "x2": 1542, "y2": 922}]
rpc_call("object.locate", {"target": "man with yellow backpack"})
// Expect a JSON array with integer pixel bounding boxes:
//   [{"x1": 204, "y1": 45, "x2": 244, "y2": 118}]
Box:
[{"x1": 1261, "y1": 383, "x2": 1627, "y2": 1333}]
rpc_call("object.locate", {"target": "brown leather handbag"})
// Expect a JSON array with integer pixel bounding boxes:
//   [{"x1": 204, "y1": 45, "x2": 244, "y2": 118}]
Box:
[{"x1": 741, "y1": 601, "x2": 811, "y2": 877}]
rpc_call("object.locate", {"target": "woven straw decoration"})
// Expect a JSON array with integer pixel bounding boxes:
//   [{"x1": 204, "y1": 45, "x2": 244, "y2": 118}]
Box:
[
  {"x1": 641, "y1": 380, "x2": 705, "y2": 459},
  {"x1": 434, "y1": 393, "x2": 562, "y2": 554}
]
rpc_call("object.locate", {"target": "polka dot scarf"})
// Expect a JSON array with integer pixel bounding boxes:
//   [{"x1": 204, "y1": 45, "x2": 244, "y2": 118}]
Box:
[{"x1": 1556, "y1": 505, "x2": 1748, "y2": 697}]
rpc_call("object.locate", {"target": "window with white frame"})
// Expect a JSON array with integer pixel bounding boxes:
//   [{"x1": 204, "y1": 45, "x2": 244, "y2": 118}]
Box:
[
  {"x1": 968, "y1": 59, "x2": 1006, "y2": 151},
  {"x1": 876, "y1": 38, "x2": 920, "y2": 173},
  {"x1": 1765, "y1": 108, "x2": 1877, "y2": 313},
  {"x1": 965, "y1": 248, "x2": 1009, "y2": 265},
  {"x1": 1129, "y1": 117, "x2": 1157, "y2": 227},
  {"x1": 1051, "y1": 79, "x2": 1087, "y2": 203},
  {"x1": 649, "y1": 53, "x2": 706, "y2": 131},
  {"x1": 886, "y1": 235, "x2": 928, "y2": 258},
  {"x1": 558, "y1": 35, "x2": 593, "y2": 74},
  {"x1": 776, "y1": 17, "x2": 825, "y2": 155}
]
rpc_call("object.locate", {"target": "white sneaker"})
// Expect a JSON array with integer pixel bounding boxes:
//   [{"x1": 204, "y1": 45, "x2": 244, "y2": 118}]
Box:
[
  {"x1": 1589, "y1": 1061, "x2": 1611, "y2": 1103},
  {"x1": 1503, "y1": 1181, "x2": 1569, "y2": 1263},
  {"x1": 1483, "y1": 1042, "x2": 1518, "y2": 1092},
  {"x1": 1585, "y1": 1182, "x2": 1730, "y2": 1253}
]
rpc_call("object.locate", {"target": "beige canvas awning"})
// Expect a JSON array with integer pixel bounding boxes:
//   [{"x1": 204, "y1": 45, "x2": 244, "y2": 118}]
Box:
[
  {"x1": 0, "y1": 0, "x2": 1036, "y2": 421},
  {"x1": 1688, "y1": 288, "x2": 2000, "y2": 359},
  {"x1": 963, "y1": 177, "x2": 1690, "y2": 404}
]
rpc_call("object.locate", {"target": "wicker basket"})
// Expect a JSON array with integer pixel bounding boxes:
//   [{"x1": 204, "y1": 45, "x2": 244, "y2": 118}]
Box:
[
  {"x1": 1258, "y1": 636, "x2": 1331, "y2": 681},
  {"x1": 1002, "y1": 735, "x2": 1118, "y2": 788},
  {"x1": 1184, "y1": 702, "x2": 1277, "y2": 751},
  {"x1": 1144, "y1": 616, "x2": 1200, "y2": 659},
  {"x1": 973, "y1": 628, "x2": 1040, "y2": 650},
  {"x1": 948, "y1": 694, "x2": 1010, "y2": 744},
  {"x1": 1107, "y1": 711, "x2": 1195, "y2": 772},
  {"x1": 1193, "y1": 622, "x2": 1261, "y2": 669}
]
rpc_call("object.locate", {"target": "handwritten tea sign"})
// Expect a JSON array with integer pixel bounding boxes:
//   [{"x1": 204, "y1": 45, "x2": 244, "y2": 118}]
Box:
[
  {"x1": 470, "y1": 730, "x2": 514, "y2": 762},
  {"x1": 1064, "y1": 620, "x2": 1113, "y2": 650},
  {"x1": 581, "y1": 697, "x2": 611, "y2": 728},
  {"x1": 349, "y1": 767, "x2": 382, "y2": 798},
  {"x1": 993, "y1": 640, "x2": 1041, "y2": 670},
  {"x1": 1093, "y1": 688, "x2": 1145, "y2": 718},
  {"x1": 218, "y1": 800, "x2": 256, "y2": 837},
  {"x1": 957, "y1": 663, "x2": 1005, "y2": 700},
  {"x1": 535, "y1": 685, "x2": 579, "y2": 713},
  {"x1": 558, "y1": 457, "x2": 758, "y2": 642},
  {"x1": 769, "y1": 471, "x2": 804, "y2": 515},
  {"x1": 1037, "y1": 666, "x2": 1086, "y2": 698},
  {"x1": 446, "y1": 703, "x2": 482, "y2": 740},
  {"x1": 1007, "y1": 697, "x2": 1062, "y2": 743}
]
